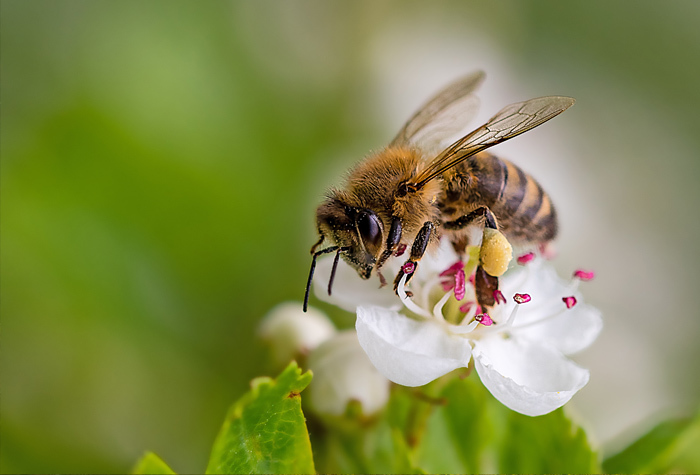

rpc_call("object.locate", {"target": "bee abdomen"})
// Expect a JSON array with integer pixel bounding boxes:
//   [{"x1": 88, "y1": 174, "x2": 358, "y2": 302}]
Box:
[{"x1": 439, "y1": 153, "x2": 557, "y2": 244}]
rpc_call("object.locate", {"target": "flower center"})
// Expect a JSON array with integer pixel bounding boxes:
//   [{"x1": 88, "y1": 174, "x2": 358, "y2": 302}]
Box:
[{"x1": 396, "y1": 250, "x2": 596, "y2": 340}]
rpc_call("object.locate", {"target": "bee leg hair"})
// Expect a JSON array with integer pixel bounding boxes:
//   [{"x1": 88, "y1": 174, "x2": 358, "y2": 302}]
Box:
[
  {"x1": 393, "y1": 221, "x2": 435, "y2": 293},
  {"x1": 376, "y1": 217, "x2": 403, "y2": 287}
]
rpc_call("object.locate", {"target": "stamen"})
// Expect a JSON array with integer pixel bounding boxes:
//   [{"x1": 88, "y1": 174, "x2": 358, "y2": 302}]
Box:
[
  {"x1": 441, "y1": 281, "x2": 454, "y2": 292},
  {"x1": 562, "y1": 296, "x2": 577, "y2": 309},
  {"x1": 451, "y1": 319, "x2": 479, "y2": 334},
  {"x1": 439, "y1": 261, "x2": 464, "y2": 277},
  {"x1": 517, "y1": 252, "x2": 535, "y2": 265},
  {"x1": 454, "y1": 269, "x2": 466, "y2": 301},
  {"x1": 573, "y1": 269, "x2": 595, "y2": 281},
  {"x1": 563, "y1": 278, "x2": 581, "y2": 296},
  {"x1": 475, "y1": 313, "x2": 493, "y2": 326},
  {"x1": 509, "y1": 295, "x2": 578, "y2": 331},
  {"x1": 459, "y1": 302, "x2": 482, "y2": 316},
  {"x1": 432, "y1": 291, "x2": 452, "y2": 321},
  {"x1": 420, "y1": 276, "x2": 442, "y2": 310},
  {"x1": 513, "y1": 293, "x2": 531, "y2": 304},
  {"x1": 402, "y1": 261, "x2": 416, "y2": 275},
  {"x1": 395, "y1": 243, "x2": 407, "y2": 257},
  {"x1": 493, "y1": 290, "x2": 506, "y2": 305},
  {"x1": 397, "y1": 274, "x2": 432, "y2": 319},
  {"x1": 468, "y1": 273, "x2": 475, "y2": 286}
]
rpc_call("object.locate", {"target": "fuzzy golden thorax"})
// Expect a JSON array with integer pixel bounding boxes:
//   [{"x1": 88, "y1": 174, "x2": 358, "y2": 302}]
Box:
[{"x1": 315, "y1": 146, "x2": 442, "y2": 279}]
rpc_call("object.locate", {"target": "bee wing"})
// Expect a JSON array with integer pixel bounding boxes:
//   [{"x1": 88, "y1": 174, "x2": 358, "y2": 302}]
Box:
[
  {"x1": 413, "y1": 96, "x2": 575, "y2": 187},
  {"x1": 390, "y1": 71, "x2": 485, "y2": 152}
]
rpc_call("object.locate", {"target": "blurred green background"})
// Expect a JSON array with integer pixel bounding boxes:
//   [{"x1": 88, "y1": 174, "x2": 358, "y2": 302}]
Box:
[{"x1": 2, "y1": 1, "x2": 700, "y2": 473}]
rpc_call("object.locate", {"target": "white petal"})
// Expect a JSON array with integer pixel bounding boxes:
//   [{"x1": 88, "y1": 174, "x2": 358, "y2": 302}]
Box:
[
  {"x1": 514, "y1": 303, "x2": 603, "y2": 355},
  {"x1": 313, "y1": 257, "x2": 400, "y2": 312},
  {"x1": 498, "y1": 264, "x2": 603, "y2": 354},
  {"x1": 306, "y1": 330, "x2": 390, "y2": 416},
  {"x1": 258, "y1": 302, "x2": 336, "y2": 367},
  {"x1": 473, "y1": 337, "x2": 589, "y2": 416},
  {"x1": 356, "y1": 305, "x2": 471, "y2": 387}
]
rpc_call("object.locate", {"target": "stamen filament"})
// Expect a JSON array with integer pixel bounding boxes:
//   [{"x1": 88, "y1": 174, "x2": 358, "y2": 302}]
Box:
[
  {"x1": 432, "y1": 291, "x2": 452, "y2": 321},
  {"x1": 511, "y1": 307, "x2": 572, "y2": 330},
  {"x1": 563, "y1": 279, "x2": 580, "y2": 296},
  {"x1": 398, "y1": 274, "x2": 432, "y2": 319},
  {"x1": 450, "y1": 320, "x2": 479, "y2": 334}
]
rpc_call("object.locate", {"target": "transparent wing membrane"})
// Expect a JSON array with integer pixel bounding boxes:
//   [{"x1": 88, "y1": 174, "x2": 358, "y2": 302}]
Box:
[{"x1": 413, "y1": 96, "x2": 575, "y2": 187}]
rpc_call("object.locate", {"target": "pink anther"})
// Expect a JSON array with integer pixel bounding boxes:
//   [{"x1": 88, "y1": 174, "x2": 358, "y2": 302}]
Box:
[
  {"x1": 439, "y1": 261, "x2": 464, "y2": 277},
  {"x1": 468, "y1": 273, "x2": 475, "y2": 286},
  {"x1": 517, "y1": 252, "x2": 535, "y2": 265},
  {"x1": 454, "y1": 269, "x2": 466, "y2": 301},
  {"x1": 573, "y1": 269, "x2": 595, "y2": 281},
  {"x1": 513, "y1": 293, "x2": 531, "y2": 304},
  {"x1": 493, "y1": 290, "x2": 506, "y2": 305},
  {"x1": 402, "y1": 261, "x2": 416, "y2": 275},
  {"x1": 459, "y1": 302, "x2": 481, "y2": 315},
  {"x1": 475, "y1": 313, "x2": 493, "y2": 326},
  {"x1": 394, "y1": 243, "x2": 407, "y2": 257},
  {"x1": 562, "y1": 296, "x2": 577, "y2": 309}
]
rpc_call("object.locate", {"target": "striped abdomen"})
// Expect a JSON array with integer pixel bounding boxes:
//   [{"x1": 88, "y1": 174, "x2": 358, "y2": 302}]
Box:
[{"x1": 437, "y1": 152, "x2": 557, "y2": 245}]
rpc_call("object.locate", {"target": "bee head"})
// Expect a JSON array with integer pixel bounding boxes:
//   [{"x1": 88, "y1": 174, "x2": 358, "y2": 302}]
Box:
[{"x1": 315, "y1": 198, "x2": 385, "y2": 279}]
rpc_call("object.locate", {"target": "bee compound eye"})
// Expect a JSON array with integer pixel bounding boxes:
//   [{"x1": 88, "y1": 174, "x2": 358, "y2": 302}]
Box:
[{"x1": 357, "y1": 211, "x2": 382, "y2": 249}]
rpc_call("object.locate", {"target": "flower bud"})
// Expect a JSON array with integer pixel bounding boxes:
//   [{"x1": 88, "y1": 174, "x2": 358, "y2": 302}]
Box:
[
  {"x1": 306, "y1": 330, "x2": 390, "y2": 418},
  {"x1": 258, "y1": 302, "x2": 336, "y2": 367}
]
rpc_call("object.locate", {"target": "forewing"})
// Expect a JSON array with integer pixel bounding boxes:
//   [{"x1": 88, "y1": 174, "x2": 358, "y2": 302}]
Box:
[
  {"x1": 413, "y1": 96, "x2": 575, "y2": 186},
  {"x1": 390, "y1": 71, "x2": 485, "y2": 151}
]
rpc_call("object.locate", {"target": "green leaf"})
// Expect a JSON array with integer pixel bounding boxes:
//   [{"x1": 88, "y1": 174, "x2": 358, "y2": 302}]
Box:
[
  {"x1": 497, "y1": 407, "x2": 599, "y2": 474},
  {"x1": 603, "y1": 413, "x2": 700, "y2": 474},
  {"x1": 132, "y1": 452, "x2": 176, "y2": 474},
  {"x1": 310, "y1": 396, "x2": 420, "y2": 474},
  {"x1": 397, "y1": 374, "x2": 599, "y2": 474},
  {"x1": 206, "y1": 362, "x2": 314, "y2": 474},
  {"x1": 440, "y1": 374, "x2": 493, "y2": 473}
]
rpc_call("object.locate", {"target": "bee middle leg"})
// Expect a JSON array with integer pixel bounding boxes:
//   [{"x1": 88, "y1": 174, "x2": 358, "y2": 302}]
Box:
[
  {"x1": 443, "y1": 206, "x2": 505, "y2": 309},
  {"x1": 393, "y1": 221, "x2": 435, "y2": 293}
]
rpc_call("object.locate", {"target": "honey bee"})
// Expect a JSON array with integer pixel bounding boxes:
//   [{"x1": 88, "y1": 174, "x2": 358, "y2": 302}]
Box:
[{"x1": 303, "y1": 71, "x2": 574, "y2": 312}]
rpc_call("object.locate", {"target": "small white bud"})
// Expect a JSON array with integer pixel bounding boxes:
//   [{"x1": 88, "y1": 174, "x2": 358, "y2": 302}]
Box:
[
  {"x1": 306, "y1": 330, "x2": 390, "y2": 417},
  {"x1": 258, "y1": 302, "x2": 336, "y2": 367}
]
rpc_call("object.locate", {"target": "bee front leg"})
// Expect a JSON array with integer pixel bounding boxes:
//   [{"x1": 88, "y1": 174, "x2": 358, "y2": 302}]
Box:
[
  {"x1": 443, "y1": 207, "x2": 512, "y2": 309},
  {"x1": 376, "y1": 217, "x2": 402, "y2": 287},
  {"x1": 393, "y1": 221, "x2": 435, "y2": 293}
]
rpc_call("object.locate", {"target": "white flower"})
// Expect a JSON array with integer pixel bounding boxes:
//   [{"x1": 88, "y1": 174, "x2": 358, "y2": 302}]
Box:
[
  {"x1": 314, "y1": 239, "x2": 602, "y2": 417},
  {"x1": 306, "y1": 330, "x2": 391, "y2": 417},
  {"x1": 258, "y1": 302, "x2": 337, "y2": 367}
]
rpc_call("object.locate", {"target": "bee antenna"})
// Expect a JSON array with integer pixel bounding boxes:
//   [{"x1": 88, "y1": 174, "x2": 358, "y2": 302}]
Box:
[
  {"x1": 303, "y1": 246, "x2": 339, "y2": 312},
  {"x1": 327, "y1": 248, "x2": 342, "y2": 296}
]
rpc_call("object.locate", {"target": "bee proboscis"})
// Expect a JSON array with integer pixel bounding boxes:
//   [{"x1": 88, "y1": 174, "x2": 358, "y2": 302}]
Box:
[{"x1": 304, "y1": 71, "x2": 574, "y2": 312}]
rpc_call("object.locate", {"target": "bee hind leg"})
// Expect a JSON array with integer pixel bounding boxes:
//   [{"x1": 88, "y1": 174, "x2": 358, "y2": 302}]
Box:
[
  {"x1": 393, "y1": 221, "x2": 435, "y2": 294},
  {"x1": 474, "y1": 264, "x2": 498, "y2": 308},
  {"x1": 444, "y1": 206, "x2": 513, "y2": 311}
]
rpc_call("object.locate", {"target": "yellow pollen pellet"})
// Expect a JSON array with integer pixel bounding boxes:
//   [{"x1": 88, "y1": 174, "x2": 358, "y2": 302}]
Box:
[{"x1": 480, "y1": 228, "x2": 513, "y2": 276}]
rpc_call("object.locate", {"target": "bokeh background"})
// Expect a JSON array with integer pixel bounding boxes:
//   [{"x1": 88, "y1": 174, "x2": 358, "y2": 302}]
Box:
[{"x1": 3, "y1": 1, "x2": 700, "y2": 473}]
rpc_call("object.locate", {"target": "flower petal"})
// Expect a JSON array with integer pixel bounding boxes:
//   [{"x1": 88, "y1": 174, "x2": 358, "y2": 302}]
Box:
[
  {"x1": 313, "y1": 257, "x2": 400, "y2": 312},
  {"x1": 307, "y1": 330, "x2": 390, "y2": 417},
  {"x1": 356, "y1": 305, "x2": 472, "y2": 387},
  {"x1": 514, "y1": 302, "x2": 603, "y2": 355},
  {"x1": 473, "y1": 337, "x2": 589, "y2": 416},
  {"x1": 498, "y1": 264, "x2": 602, "y2": 354}
]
